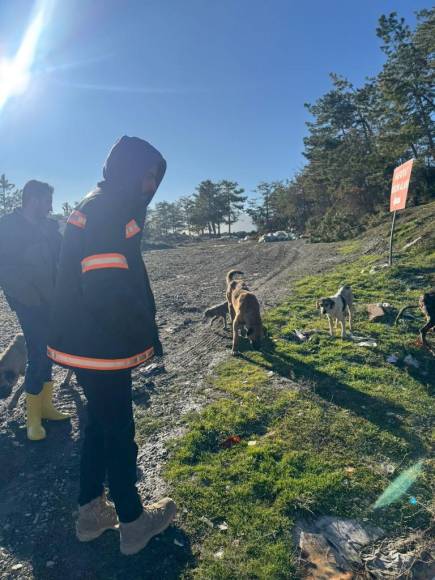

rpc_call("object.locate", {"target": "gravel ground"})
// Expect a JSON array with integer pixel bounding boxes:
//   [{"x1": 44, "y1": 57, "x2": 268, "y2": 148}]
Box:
[{"x1": 0, "y1": 238, "x2": 352, "y2": 580}]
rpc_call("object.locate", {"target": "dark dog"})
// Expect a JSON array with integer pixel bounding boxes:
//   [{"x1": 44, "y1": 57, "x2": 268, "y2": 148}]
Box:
[
  {"x1": 203, "y1": 301, "x2": 228, "y2": 329},
  {"x1": 317, "y1": 285, "x2": 354, "y2": 338},
  {"x1": 419, "y1": 289, "x2": 435, "y2": 352},
  {"x1": 0, "y1": 334, "x2": 27, "y2": 399},
  {"x1": 226, "y1": 270, "x2": 264, "y2": 354},
  {"x1": 396, "y1": 289, "x2": 435, "y2": 355}
]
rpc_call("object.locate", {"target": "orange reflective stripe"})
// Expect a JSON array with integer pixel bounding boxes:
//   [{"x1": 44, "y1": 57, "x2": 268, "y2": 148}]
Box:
[
  {"x1": 125, "y1": 219, "x2": 141, "y2": 239},
  {"x1": 47, "y1": 346, "x2": 154, "y2": 370},
  {"x1": 81, "y1": 253, "x2": 128, "y2": 273},
  {"x1": 67, "y1": 210, "x2": 87, "y2": 229}
]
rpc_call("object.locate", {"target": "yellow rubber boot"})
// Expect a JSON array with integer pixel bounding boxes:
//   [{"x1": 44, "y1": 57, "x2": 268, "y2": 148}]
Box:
[
  {"x1": 41, "y1": 382, "x2": 71, "y2": 421},
  {"x1": 26, "y1": 393, "x2": 46, "y2": 441}
]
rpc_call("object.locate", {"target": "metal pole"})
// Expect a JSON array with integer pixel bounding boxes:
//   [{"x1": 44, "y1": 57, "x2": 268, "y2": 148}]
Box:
[{"x1": 388, "y1": 210, "x2": 397, "y2": 267}]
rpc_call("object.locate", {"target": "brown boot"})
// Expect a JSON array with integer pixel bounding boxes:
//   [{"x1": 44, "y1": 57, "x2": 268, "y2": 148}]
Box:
[
  {"x1": 76, "y1": 493, "x2": 119, "y2": 542},
  {"x1": 120, "y1": 498, "x2": 177, "y2": 556}
]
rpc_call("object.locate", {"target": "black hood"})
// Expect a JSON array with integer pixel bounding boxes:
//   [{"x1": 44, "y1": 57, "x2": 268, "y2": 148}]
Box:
[{"x1": 99, "y1": 136, "x2": 166, "y2": 199}]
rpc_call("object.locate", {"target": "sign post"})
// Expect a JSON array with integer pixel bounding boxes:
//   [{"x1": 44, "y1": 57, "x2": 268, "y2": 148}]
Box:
[{"x1": 389, "y1": 159, "x2": 414, "y2": 266}]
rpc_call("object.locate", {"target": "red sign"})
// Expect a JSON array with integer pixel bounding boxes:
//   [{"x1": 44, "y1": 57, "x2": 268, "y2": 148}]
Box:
[{"x1": 390, "y1": 159, "x2": 414, "y2": 212}]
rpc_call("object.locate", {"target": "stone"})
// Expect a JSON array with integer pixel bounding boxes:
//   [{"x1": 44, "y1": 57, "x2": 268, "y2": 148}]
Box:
[
  {"x1": 367, "y1": 304, "x2": 386, "y2": 322},
  {"x1": 296, "y1": 517, "x2": 384, "y2": 576},
  {"x1": 316, "y1": 517, "x2": 384, "y2": 566}
]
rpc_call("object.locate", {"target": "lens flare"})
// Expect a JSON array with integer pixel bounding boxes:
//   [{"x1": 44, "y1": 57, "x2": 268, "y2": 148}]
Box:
[
  {"x1": 0, "y1": 1, "x2": 53, "y2": 111},
  {"x1": 373, "y1": 460, "x2": 424, "y2": 510}
]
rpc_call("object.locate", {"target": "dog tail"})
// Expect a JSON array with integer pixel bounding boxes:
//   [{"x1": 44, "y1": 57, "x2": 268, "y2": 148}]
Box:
[
  {"x1": 226, "y1": 270, "x2": 244, "y2": 284},
  {"x1": 395, "y1": 304, "x2": 418, "y2": 325}
]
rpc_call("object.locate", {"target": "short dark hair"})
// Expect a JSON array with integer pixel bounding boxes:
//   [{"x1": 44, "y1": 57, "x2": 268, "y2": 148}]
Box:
[{"x1": 22, "y1": 180, "x2": 54, "y2": 207}]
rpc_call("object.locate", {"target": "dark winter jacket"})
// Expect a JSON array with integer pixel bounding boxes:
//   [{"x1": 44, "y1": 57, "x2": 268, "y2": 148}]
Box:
[
  {"x1": 0, "y1": 209, "x2": 61, "y2": 308},
  {"x1": 48, "y1": 136, "x2": 166, "y2": 371}
]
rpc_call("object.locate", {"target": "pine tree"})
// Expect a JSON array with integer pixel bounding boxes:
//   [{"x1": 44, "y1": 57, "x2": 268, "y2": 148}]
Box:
[
  {"x1": 0, "y1": 174, "x2": 22, "y2": 216},
  {"x1": 219, "y1": 180, "x2": 246, "y2": 234}
]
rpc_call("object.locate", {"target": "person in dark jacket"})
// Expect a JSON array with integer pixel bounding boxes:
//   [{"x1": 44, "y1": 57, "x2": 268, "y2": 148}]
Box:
[
  {"x1": 48, "y1": 136, "x2": 176, "y2": 556},
  {"x1": 0, "y1": 180, "x2": 70, "y2": 441}
]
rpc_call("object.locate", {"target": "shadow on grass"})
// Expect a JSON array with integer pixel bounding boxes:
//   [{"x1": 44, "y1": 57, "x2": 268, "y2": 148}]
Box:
[
  {"x1": 390, "y1": 265, "x2": 435, "y2": 286},
  {"x1": 239, "y1": 338, "x2": 425, "y2": 457}
]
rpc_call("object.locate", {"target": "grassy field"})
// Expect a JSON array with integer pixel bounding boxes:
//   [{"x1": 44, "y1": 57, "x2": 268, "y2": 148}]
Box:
[{"x1": 166, "y1": 206, "x2": 435, "y2": 579}]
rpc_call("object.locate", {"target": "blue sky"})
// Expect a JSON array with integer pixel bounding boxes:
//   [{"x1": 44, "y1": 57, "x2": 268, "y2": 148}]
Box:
[{"x1": 0, "y1": 0, "x2": 429, "y2": 213}]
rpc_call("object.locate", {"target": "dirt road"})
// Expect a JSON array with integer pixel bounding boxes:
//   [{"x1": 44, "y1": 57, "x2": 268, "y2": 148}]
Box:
[{"x1": 0, "y1": 238, "x2": 348, "y2": 579}]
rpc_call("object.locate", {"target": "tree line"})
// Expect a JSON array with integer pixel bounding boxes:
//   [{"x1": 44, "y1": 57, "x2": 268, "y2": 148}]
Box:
[{"x1": 1, "y1": 10, "x2": 433, "y2": 241}]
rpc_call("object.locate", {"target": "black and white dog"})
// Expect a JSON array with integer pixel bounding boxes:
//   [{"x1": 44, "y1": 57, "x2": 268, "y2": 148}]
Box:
[{"x1": 317, "y1": 285, "x2": 354, "y2": 338}]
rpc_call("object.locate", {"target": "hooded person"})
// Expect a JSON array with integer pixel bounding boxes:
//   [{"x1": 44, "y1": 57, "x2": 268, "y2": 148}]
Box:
[{"x1": 48, "y1": 136, "x2": 176, "y2": 555}]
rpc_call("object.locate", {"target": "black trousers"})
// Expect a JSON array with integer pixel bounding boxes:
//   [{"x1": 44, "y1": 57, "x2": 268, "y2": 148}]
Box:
[
  {"x1": 76, "y1": 369, "x2": 143, "y2": 523},
  {"x1": 8, "y1": 299, "x2": 52, "y2": 395}
]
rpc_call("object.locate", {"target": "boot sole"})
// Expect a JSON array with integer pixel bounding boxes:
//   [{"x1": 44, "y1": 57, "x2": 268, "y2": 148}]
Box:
[
  {"x1": 120, "y1": 505, "x2": 177, "y2": 556},
  {"x1": 76, "y1": 524, "x2": 119, "y2": 542}
]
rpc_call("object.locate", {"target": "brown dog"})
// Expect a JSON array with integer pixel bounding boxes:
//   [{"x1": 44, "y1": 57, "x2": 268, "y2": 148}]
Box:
[{"x1": 226, "y1": 270, "x2": 264, "y2": 355}]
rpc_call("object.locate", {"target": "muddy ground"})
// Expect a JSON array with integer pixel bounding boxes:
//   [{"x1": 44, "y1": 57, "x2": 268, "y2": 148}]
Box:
[{"x1": 0, "y1": 238, "x2": 364, "y2": 579}]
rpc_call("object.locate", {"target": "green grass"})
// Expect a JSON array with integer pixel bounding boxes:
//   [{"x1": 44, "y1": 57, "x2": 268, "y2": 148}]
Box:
[
  {"x1": 164, "y1": 211, "x2": 435, "y2": 579},
  {"x1": 337, "y1": 239, "x2": 362, "y2": 255}
]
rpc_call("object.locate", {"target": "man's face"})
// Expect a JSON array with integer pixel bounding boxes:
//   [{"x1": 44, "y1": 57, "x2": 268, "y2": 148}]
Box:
[
  {"x1": 34, "y1": 194, "x2": 53, "y2": 219},
  {"x1": 142, "y1": 172, "x2": 158, "y2": 200}
]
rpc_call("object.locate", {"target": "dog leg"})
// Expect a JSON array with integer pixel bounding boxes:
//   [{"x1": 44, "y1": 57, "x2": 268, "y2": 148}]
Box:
[
  {"x1": 420, "y1": 320, "x2": 435, "y2": 349},
  {"x1": 347, "y1": 305, "x2": 354, "y2": 333},
  {"x1": 232, "y1": 316, "x2": 242, "y2": 355},
  {"x1": 327, "y1": 315, "x2": 334, "y2": 337},
  {"x1": 339, "y1": 318, "x2": 346, "y2": 338},
  {"x1": 228, "y1": 302, "x2": 236, "y2": 323}
]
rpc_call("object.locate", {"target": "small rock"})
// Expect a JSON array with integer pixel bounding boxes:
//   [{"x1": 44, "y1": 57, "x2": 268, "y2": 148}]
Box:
[
  {"x1": 218, "y1": 522, "x2": 228, "y2": 531},
  {"x1": 378, "y1": 462, "x2": 395, "y2": 476},
  {"x1": 247, "y1": 441, "x2": 257, "y2": 446},
  {"x1": 358, "y1": 340, "x2": 378, "y2": 348},
  {"x1": 199, "y1": 516, "x2": 214, "y2": 528},
  {"x1": 11, "y1": 564, "x2": 23, "y2": 571},
  {"x1": 267, "y1": 370, "x2": 274, "y2": 376},
  {"x1": 214, "y1": 549, "x2": 224, "y2": 559}
]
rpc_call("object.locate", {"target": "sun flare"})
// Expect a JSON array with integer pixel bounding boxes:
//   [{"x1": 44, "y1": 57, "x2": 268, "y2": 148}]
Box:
[{"x1": 0, "y1": 1, "x2": 51, "y2": 111}]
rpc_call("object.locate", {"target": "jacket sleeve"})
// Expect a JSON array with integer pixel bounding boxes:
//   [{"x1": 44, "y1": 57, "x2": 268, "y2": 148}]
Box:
[
  {"x1": 79, "y1": 213, "x2": 160, "y2": 353},
  {"x1": 0, "y1": 222, "x2": 42, "y2": 307},
  {"x1": 142, "y1": 264, "x2": 163, "y2": 355}
]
